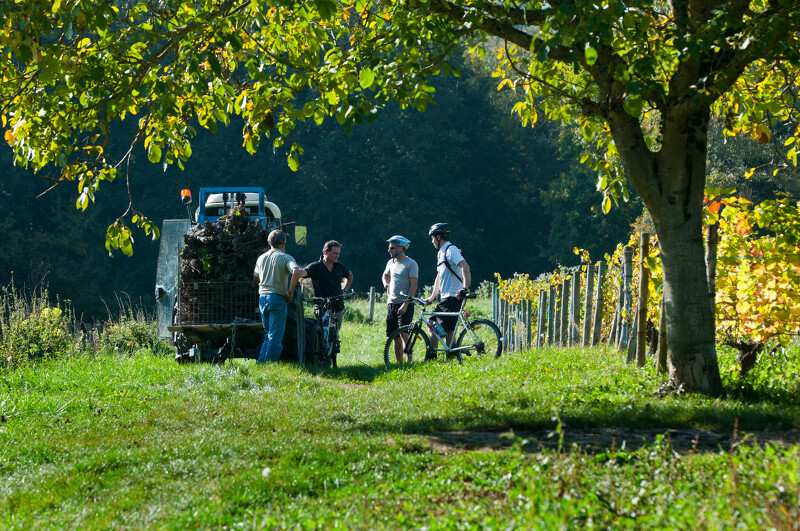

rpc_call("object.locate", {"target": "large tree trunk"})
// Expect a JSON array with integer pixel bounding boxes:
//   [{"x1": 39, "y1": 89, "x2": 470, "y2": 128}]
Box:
[{"x1": 611, "y1": 108, "x2": 723, "y2": 395}]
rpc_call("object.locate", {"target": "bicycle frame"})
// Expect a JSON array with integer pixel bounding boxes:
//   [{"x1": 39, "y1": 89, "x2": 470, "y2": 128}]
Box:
[{"x1": 402, "y1": 294, "x2": 482, "y2": 355}]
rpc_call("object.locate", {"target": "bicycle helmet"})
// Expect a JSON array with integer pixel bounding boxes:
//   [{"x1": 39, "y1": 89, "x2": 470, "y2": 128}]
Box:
[
  {"x1": 386, "y1": 235, "x2": 410, "y2": 250},
  {"x1": 428, "y1": 223, "x2": 450, "y2": 237}
]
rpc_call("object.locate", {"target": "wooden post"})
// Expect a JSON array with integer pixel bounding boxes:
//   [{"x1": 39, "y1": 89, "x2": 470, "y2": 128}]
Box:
[
  {"x1": 610, "y1": 278, "x2": 622, "y2": 347},
  {"x1": 492, "y1": 286, "x2": 498, "y2": 323},
  {"x1": 540, "y1": 289, "x2": 545, "y2": 347},
  {"x1": 526, "y1": 298, "x2": 533, "y2": 349},
  {"x1": 570, "y1": 274, "x2": 580, "y2": 346},
  {"x1": 509, "y1": 302, "x2": 516, "y2": 352},
  {"x1": 582, "y1": 264, "x2": 595, "y2": 347},
  {"x1": 560, "y1": 277, "x2": 570, "y2": 346},
  {"x1": 656, "y1": 297, "x2": 668, "y2": 373},
  {"x1": 706, "y1": 223, "x2": 719, "y2": 300},
  {"x1": 547, "y1": 284, "x2": 556, "y2": 346},
  {"x1": 618, "y1": 246, "x2": 634, "y2": 350},
  {"x1": 636, "y1": 233, "x2": 650, "y2": 367},
  {"x1": 626, "y1": 303, "x2": 639, "y2": 363},
  {"x1": 368, "y1": 286, "x2": 375, "y2": 322},
  {"x1": 591, "y1": 261, "x2": 604, "y2": 346}
]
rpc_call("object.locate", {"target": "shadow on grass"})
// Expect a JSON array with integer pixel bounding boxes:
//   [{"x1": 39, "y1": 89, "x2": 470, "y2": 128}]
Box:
[
  {"x1": 300, "y1": 360, "x2": 413, "y2": 383},
  {"x1": 349, "y1": 400, "x2": 800, "y2": 454}
]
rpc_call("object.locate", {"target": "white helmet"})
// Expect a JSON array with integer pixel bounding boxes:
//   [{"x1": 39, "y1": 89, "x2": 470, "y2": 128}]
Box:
[{"x1": 387, "y1": 235, "x2": 410, "y2": 250}]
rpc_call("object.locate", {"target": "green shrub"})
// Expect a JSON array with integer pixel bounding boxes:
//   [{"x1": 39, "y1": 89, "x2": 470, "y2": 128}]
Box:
[
  {"x1": 98, "y1": 304, "x2": 170, "y2": 355},
  {"x1": 0, "y1": 284, "x2": 74, "y2": 367}
]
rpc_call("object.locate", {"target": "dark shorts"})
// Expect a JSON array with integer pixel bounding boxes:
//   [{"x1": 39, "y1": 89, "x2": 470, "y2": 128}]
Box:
[
  {"x1": 433, "y1": 297, "x2": 463, "y2": 331},
  {"x1": 386, "y1": 303, "x2": 415, "y2": 337}
]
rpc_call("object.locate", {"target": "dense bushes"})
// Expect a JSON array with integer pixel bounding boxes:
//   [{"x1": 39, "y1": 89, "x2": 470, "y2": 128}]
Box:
[
  {"x1": 0, "y1": 286, "x2": 73, "y2": 367},
  {"x1": 1, "y1": 284, "x2": 169, "y2": 368}
]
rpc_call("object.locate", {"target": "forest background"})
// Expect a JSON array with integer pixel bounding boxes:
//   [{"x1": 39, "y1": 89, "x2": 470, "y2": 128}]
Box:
[{"x1": 1, "y1": 50, "x2": 797, "y2": 320}]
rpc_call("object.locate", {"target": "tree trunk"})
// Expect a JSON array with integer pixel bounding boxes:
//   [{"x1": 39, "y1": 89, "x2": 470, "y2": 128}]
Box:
[{"x1": 611, "y1": 107, "x2": 722, "y2": 394}]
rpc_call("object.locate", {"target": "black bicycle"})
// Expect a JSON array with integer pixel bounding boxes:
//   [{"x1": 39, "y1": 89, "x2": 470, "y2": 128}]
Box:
[
  {"x1": 305, "y1": 291, "x2": 354, "y2": 368},
  {"x1": 383, "y1": 292, "x2": 503, "y2": 365}
]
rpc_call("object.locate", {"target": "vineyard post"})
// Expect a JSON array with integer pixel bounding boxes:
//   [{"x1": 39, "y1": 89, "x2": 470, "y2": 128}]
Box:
[
  {"x1": 492, "y1": 285, "x2": 498, "y2": 323},
  {"x1": 582, "y1": 263, "x2": 595, "y2": 346},
  {"x1": 511, "y1": 302, "x2": 518, "y2": 351},
  {"x1": 560, "y1": 277, "x2": 570, "y2": 346},
  {"x1": 526, "y1": 298, "x2": 533, "y2": 349},
  {"x1": 705, "y1": 223, "x2": 719, "y2": 300},
  {"x1": 609, "y1": 274, "x2": 622, "y2": 347},
  {"x1": 548, "y1": 284, "x2": 556, "y2": 346},
  {"x1": 618, "y1": 246, "x2": 634, "y2": 351},
  {"x1": 656, "y1": 297, "x2": 667, "y2": 373},
  {"x1": 500, "y1": 299, "x2": 509, "y2": 348},
  {"x1": 627, "y1": 306, "x2": 639, "y2": 363},
  {"x1": 536, "y1": 289, "x2": 546, "y2": 348},
  {"x1": 569, "y1": 273, "x2": 580, "y2": 346},
  {"x1": 368, "y1": 287, "x2": 375, "y2": 322},
  {"x1": 591, "y1": 261, "x2": 605, "y2": 346},
  {"x1": 636, "y1": 233, "x2": 650, "y2": 367}
]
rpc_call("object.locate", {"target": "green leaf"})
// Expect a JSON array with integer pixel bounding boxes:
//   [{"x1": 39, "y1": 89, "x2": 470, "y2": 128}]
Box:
[
  {"x1": 584, "y1": 45, "x2": 598, "y2": 66},
  {"x1": 359, "y1": 68, "x2": 375, "y2": 89},
  {"x1": 148, "y1": 145, "x2": 162, "y2": 163},
  {"x1": 288, "y1": 153, "x2": 299, "y2": 171}
]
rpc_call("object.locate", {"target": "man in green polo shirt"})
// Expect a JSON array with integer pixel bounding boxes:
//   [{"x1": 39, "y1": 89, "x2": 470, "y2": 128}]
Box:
[{"x1": 253, "y1": 230, "x2": 302, "y2": 364}]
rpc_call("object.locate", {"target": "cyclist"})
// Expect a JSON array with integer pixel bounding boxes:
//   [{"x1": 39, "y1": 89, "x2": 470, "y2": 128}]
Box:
[
  {"x1": 425, "y1": 223, "x2": 471, "y2": 351},
  {"x1": 295, "y1": 240, "x2": 353, "y2": 367},
  {"x1": 382, "y1": 235, "x2": 418, "y2": 363}
]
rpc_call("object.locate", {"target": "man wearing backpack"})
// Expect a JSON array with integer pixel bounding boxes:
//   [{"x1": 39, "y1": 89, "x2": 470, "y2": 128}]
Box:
[{"x1": 425, "y1": 223, "x2": 471, "y2": 351}]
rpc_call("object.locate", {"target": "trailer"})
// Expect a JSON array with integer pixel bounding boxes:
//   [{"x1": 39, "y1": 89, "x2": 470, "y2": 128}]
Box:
[{"x1": 154, "y1": 187, "x2": 310, "y2": 364}]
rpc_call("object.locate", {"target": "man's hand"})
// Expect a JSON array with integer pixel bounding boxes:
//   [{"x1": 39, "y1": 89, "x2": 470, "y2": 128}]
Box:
[
  {"x1": 457, "y1": 288, "x2": 469, "y2": 299},
  {"x1": 284, "y1": 292, "x2": 293, "y2": 303},
  {"x1": 398, "y1": 302, "x2": 408, "y2": 315}
]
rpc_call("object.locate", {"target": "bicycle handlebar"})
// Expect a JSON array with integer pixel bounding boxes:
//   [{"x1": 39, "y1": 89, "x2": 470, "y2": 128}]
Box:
[
  {"x1": 306, "y1": 289, "x2": 356, "y2": 305},
  {"x1": 398, "y1": 291, "x2": 476, "y2": 306}
]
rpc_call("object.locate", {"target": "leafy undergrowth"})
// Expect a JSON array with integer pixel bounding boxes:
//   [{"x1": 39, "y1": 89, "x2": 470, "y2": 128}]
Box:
[{"x1": 1, "y1": 318, "x2": 799, "y2": 529}]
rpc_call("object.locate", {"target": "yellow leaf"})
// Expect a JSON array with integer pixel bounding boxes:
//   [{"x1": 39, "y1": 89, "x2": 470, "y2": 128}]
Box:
[{"x1": 4, "y1": 129, "x2": 15, "y2": 146}]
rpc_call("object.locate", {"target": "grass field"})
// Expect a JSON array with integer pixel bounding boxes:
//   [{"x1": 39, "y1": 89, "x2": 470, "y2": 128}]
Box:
[{"x1": 1, "y1": 296, "x2": 799, "y2": 529}]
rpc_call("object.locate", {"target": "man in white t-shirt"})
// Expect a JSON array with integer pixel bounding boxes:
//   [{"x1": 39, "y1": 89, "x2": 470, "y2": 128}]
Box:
[
  {"x1": 425, "y1": 223, "x2": 471, "y2": 350},
  {"x1": 382, "y1": 235, "x2": 418, "y2": 363}
]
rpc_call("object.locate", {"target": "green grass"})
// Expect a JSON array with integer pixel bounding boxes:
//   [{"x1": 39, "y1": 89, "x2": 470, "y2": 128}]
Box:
[{"x1": 1, "y1": 304, "x2": 799, "y2": 529}]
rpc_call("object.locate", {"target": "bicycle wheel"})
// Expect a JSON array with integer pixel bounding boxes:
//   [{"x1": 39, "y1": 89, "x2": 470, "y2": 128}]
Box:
[
  {"x1": 457, "y1": 319, "x2": 503, "y2": 358},
  {"x1": 384, "y1": 325, "x2": 430, "y2": 366}
]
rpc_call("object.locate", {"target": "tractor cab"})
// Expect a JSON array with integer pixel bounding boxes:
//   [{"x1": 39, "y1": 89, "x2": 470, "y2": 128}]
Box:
[{"x1": 189, "y1": 187, "x2": 282, "y2": 230}]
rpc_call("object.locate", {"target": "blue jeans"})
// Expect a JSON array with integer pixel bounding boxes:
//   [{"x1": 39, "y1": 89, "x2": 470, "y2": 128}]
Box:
[{"x1": 257, "y1": 294, "x2": 287, "y2": 364}]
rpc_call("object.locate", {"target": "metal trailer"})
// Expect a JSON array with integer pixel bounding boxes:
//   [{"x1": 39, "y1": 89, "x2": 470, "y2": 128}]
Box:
[{"x1": 154, "y1": 187, "x2": 309, "y2": 364}]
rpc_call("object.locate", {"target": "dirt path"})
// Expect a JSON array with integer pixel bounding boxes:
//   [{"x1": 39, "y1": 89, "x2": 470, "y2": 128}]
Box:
[{"x1": 426, "y1": 427, "x2": 800, "y2": 454}]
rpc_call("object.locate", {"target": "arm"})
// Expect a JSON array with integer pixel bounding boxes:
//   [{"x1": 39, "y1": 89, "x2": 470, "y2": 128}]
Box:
[
  {"x1": 398, "y1": 276, "x2": 418, "y2": 316},
  {"x1": 287, "y1": 267, "x2": 306, "y2": 301},
  {"x1": 344, "y1": 271, "x2": 354, "y2": 292},
  {"x1": 426, "y1": 272, "x2": 441, "y2": 305},
  {"x1": 458, "y1": 260, "x2": 471, "y2": 291},
  {"x1": 382, "y1": 270, "x2": 391, "y2": 290}
]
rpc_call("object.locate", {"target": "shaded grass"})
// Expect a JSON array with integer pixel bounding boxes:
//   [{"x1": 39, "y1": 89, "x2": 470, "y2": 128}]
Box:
[{"x1": 1, "y1": 317, "x2": 799, "y2": 529}]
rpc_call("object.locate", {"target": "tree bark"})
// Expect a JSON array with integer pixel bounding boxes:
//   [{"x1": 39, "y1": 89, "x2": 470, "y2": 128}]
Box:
[{"x1": 610, "y1": 107, "x2": 722, "y2": 394}]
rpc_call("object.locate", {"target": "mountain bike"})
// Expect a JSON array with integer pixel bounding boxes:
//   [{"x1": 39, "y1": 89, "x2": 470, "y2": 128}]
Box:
[
  {"x1": 305, "y1": 291, "x2": 354, "y2": 368},
  {"x1": 383, "y1": 292, "x2": 502, "y2": 365}
]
